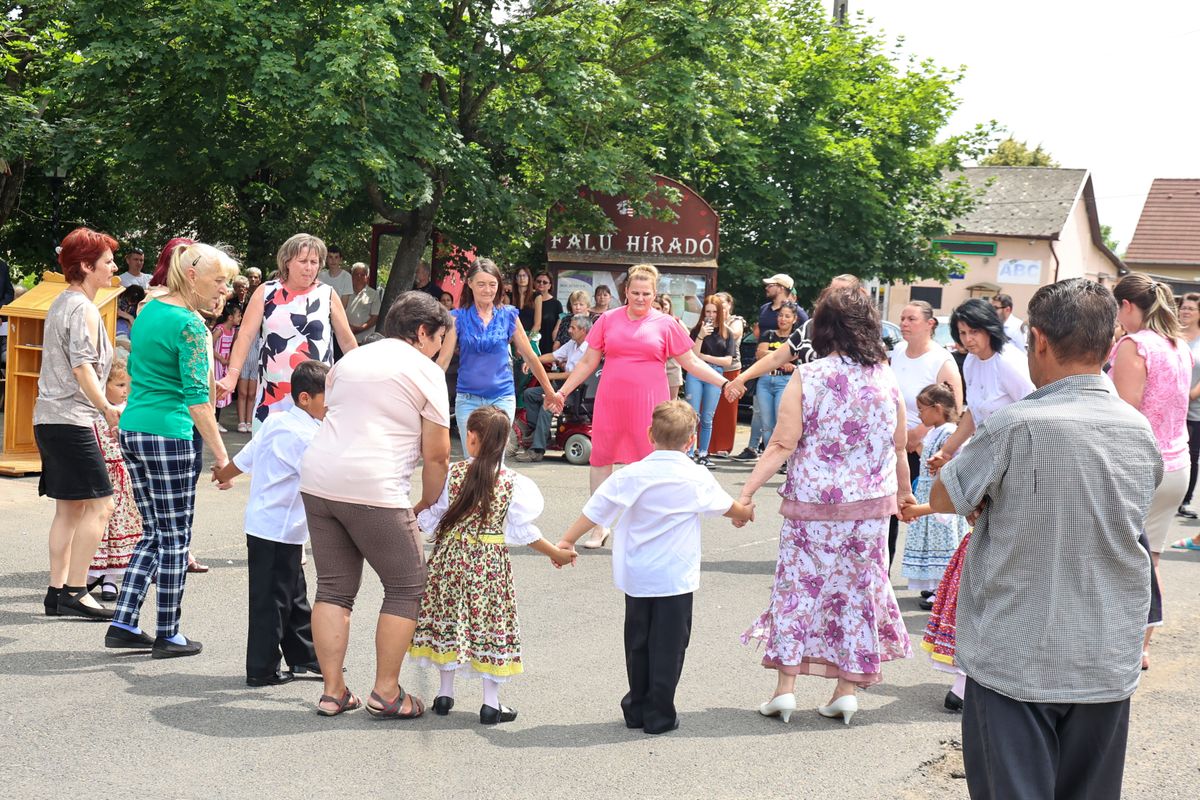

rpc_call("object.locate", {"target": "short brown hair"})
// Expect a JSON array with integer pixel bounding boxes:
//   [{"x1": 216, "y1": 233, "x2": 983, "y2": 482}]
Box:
[
  {"x1": 650, "y1": 400, "x2": 698, "y2": 450},
  {"x1": 811, "y1": 288, "x2": 887, "y2": 366}
]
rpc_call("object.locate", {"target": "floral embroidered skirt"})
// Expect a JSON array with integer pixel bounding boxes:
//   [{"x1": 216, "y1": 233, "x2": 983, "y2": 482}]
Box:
[
  {"x1": 90, "y1": 463, "x2": 142, "y2": 572},
  {"x1": 742, "y1": 517, "x2": 912, "y2": 688},
  {"x1": 409, "y1": 531, "x2": 523, "y2": 681},
  {"x1": 921, "y1": 531, "x2": 970, "y2": 669}
]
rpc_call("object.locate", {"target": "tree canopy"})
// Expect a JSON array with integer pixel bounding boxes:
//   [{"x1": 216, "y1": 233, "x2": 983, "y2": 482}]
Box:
[
  {"x1": 2, "y1": 1, "x2": 985, "y2": 309},
  {"x1": 980, "y1": 137, "x2": 1058, "y2": 168}
]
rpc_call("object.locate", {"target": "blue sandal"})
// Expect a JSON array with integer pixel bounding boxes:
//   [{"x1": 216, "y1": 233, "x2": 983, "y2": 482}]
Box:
[{"x1": 1169, "y1": 538, "x2": 1200, "y2": 551}]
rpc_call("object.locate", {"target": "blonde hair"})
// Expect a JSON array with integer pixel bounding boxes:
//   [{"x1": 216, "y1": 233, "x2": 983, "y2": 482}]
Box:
[
  {"x1": 567, "y1": 289, "x2": 590, "y2": 309},
  {"x1": 627, "y1": 263, "x2": 660, "y2": 290},
  {"x1": 166, "y1": 243, "x2": 239, "y2": 311},
  {"x1": 108, "y1": 350, "x2": 130, "y2": 383},
  {"x1": 650, "y1": 400, "x2": 698, "y2": 450},
  {"x1": 1114, "y1": 272, "x2": 1181, "y2": 342},
  {"x1": 275, "y1": 233, "x2": 327, "y2": 284}
]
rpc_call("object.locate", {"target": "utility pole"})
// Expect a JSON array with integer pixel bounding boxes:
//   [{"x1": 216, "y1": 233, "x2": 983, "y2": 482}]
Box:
[{"x1": 832, "y1": 0, "x2": 849, "y2": 25}]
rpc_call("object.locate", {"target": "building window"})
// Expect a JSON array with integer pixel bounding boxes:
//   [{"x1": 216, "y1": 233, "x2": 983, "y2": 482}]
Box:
[
  {"x1": 933, "y1": 239, "x2": 998, "y2": 256},
  {"x1": 910, "y1": 286, "x2": 943, "y2": 308}
]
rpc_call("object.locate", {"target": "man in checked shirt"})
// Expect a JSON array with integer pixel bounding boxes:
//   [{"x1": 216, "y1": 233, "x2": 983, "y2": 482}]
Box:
[{"x1": 910, "y1": 278, "x2": 1161, "y2": 800}]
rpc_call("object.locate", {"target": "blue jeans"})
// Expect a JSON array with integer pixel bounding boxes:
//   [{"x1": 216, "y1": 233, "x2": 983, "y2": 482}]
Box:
[
  {"x1": 755, "y1": 373, "x2": 791, "y2": 446},
  {"x1": 454, "y1": 392, "x2": 516, "y2": 454},
  {"x1": 684, "y1": 362, "x2": 723, "y2": 455}
]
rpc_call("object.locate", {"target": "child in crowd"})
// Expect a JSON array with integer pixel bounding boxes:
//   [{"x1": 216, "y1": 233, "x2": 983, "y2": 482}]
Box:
[
  {"x1": 900, "y1": 383, "x2": 967, "y2": 605},
  {"x1": 557, "y1": 400, "x2": 756, "y2": 734},
  {"x1": 410, "y1": 406, "x2": 576, "y2": 725},
  {"x1": 87, "y1": 353, "x2": 142, "y2": 602},
  {"x1": 212, "y1": 303, "x2": 241, "y2": 432},
  {"x1": 115, "y1": 284, "x2": 145, "y2": 339},
  {"x1": 213, "y1": 360, "x2": 328, "y2": 686}
]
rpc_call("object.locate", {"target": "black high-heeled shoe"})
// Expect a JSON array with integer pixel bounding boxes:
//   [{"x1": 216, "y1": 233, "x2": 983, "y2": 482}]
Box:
[
  {"x1": 57, "y1": 585, "x2": 114, "y2": 620},
  {"x1": 43, "y1": 586, "x2": 61, "y2": 617}
]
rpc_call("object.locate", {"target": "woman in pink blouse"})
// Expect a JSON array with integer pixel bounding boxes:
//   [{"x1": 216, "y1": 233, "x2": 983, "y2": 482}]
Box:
[{"x1": 1110, "y1": 273, "x2": 1192, "y2": 670}]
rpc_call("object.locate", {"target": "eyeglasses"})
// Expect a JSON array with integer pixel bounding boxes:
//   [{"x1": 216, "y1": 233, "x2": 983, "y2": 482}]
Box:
[{"x1": 535, "y1": 279, "x2": 550, "y2": 285}]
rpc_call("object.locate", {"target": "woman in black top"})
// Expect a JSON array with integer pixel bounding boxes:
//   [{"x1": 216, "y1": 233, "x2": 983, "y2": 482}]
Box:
[
  {"x1": 685, "y1": 294, "x2": 737, "y2": 466},
  {"x1": 754, "y1": 302, "x2": 799, "y2": 447},
  {"x1": 511, "y1": 266, "x2": 536, "y2": 332},
  {"x1": 531, "y1": 271, "x2": 563, "y2": 346}
]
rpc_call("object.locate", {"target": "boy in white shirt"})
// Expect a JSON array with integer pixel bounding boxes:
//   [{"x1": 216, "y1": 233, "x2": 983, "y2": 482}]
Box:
[
  {"x1": 213, "y1": 360, "x2": 329, "y2": 687},
  {"x1": 558, "y1": 401, "x2": 755, "y2": 733}
]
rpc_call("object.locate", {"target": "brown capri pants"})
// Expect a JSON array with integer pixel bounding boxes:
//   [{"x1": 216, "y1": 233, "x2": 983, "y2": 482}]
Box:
[{"x1": 301, "y1": 493, "x2": 428, "y2": 620}]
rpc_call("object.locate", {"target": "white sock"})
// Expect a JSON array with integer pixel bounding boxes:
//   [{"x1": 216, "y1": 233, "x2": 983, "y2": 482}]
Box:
[
  {"x1": 951, "y1": 672, "x2": 967, "y2": 698},
  {"x1": 439, "y1": 669, "x2": 456, "y2": 699},
  {"x1": 482, "y1": 677, "x2": 500, "y2": 709}
]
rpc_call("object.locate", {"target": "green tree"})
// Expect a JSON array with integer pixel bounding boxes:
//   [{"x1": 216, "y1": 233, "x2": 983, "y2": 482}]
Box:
[{"x1": 981, "y1": 136, "x2": 1058, "y2": 167}]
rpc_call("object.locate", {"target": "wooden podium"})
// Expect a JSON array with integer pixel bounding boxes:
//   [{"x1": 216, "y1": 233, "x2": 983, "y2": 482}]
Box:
[{"x1": 0, "y1": 272, "x2": 123, "y2": 476}]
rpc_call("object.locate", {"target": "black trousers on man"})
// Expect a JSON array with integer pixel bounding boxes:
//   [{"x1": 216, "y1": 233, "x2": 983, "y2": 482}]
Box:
[
  {"x1": 622, "y1": 593, "x2": 692, "y2": 735},
  {"x1": 887, "y1": 451, "x2": 922, "y2": 569},
  {"x1": 962, "y1": 677, "x2": 1130, "y2": 800},
  {"x1": 246, "y1": 535, "x2": 316, "y2": 679}
]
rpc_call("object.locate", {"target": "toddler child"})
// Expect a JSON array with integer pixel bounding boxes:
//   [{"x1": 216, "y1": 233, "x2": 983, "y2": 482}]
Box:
[
  {"x1": 410, "y1": 405, "x2": 576, "y2": 724},
  {"x1": 212, "y1": 303, "x2": 240, "y2": 432},
  {"x1": 558, "y1": 400, "x2": 755, "y2": 734},
  {"x1": 212, "y1": 359, "x2": 328, "y2": 686},
  {"x1": 88, "y1": 353, "x2": 142, "y2": 602}
]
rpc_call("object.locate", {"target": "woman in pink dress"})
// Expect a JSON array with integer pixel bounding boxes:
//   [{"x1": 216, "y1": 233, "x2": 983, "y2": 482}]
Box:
[
  {"x1": 737, "y1": 287, "x2": 915, "y2": 726},
  {"x1": 552, "y1": 264, "x2": 730, "y2": 547}
]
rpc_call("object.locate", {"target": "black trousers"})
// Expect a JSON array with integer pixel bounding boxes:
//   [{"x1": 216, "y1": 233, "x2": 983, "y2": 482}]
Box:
[
  {"x1": 1184, "y1": 419, "x2": 1200, "y2": 505},
  {"x1": 246, "y1": 535, "x2": 316, "y2": 678},
  {"x1": 622, "y1": 593, "x2": 693, "y2": 734},
  {"x1": 887, "y1": 451, "x2": 922, "y2": 570},
  {"x1": 962, "y1": 678, "x2": 1130, "y2": 800}
]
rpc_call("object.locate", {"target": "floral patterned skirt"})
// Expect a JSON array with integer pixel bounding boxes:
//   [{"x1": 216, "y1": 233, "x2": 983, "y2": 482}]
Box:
[
  {"x1": 409, "y1": 531, "x2": 523, "y2": 681},
  {"x1": 742, "y1": 517, "x2": 912, "y2": 688},
  {"x1": 921, "y1": 531, "x2": 970, "y2": 668},
  {"x1": 90, "y1": 463, "x2": 142, "y2": 571}
]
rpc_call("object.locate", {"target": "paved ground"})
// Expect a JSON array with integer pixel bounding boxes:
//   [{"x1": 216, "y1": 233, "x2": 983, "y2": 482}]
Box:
[{"x1": 1, "y1": 428, "x2": 1197, "y2": 799}]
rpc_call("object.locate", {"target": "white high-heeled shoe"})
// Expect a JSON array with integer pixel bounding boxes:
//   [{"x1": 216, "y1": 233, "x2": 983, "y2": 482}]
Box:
[
  {"x1": 817, "y1": 694, "x2": 858, "y2": 725},
  {"x1": 758, "y1": 693, "x2": 797, "y2": 723}
]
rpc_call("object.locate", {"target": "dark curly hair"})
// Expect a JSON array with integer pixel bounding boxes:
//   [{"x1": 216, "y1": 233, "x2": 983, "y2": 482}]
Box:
[
  {"x1": 810, "y1": 288, "x2": 887, "y2": 366},
  {"x1": 949, "y1": 298, "x2": 1007, "y2": 353}
]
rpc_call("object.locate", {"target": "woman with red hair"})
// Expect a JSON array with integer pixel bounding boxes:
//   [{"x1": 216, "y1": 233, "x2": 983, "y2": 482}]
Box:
[{"x1": 35, "y1": 227, "x2": 121, "y2": 619}]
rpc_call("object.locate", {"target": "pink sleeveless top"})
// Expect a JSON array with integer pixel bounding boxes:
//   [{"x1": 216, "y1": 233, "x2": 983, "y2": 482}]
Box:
[{"x1": 1113, "y1": 329, "x2": 1191, "y2": 472}]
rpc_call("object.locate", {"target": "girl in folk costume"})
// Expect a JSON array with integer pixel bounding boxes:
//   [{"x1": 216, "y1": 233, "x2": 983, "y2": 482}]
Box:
[
  {"x1": 900, "y1": 383, "x2": 968, "y2": 603},
  {"x1": 87, "y1": 354, "x2": 142, "y2": 601},
  {"x1": 211, "y1": 303, "x2": 240, "y2": 431},
  {"x1": 410, "y1": 406, "x2": 576, "y2": 724}
]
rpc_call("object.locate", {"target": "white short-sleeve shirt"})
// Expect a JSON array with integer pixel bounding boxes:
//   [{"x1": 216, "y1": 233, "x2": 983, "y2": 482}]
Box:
[
  {"x1": 233, "y1": 405, "x2": 321, "y2": 544},
  {"x1": 964, "y1": 346, "x2": 1035, "y2": 424},
  {"x1": 890, "y1": 340, "x2": 954, "y2": 429},
  {"x1": 583, "y1": 450, "x2": 734, "y2": 597}
]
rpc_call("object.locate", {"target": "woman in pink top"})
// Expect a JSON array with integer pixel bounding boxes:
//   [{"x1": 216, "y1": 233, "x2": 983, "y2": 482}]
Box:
[
  {"x1": 1110, "y1": 273, "x2": 1192, "y2": 669},
  {"x1": 551, "y1": 264, "x2": 730, "y2": 547}
]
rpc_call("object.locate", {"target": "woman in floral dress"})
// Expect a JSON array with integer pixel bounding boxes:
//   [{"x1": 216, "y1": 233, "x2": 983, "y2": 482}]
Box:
[{"x1": 737, "y1": 287, "x2": 914, "y2": 726}]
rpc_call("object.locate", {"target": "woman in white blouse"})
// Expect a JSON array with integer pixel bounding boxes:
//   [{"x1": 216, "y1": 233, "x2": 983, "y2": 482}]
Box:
[{"x1": 928, "y1": 299, "x2": 1034, "y2": 471}]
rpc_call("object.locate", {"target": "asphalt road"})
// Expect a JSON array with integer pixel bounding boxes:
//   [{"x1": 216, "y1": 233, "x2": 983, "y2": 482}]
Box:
[{"x1": 1, "y1": 430, "x2": 1197, "y2": 799}]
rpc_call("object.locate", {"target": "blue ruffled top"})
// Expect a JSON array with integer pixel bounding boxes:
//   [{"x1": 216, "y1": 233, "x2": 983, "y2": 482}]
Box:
[{"x1": 452, "y1": 304, "x2": 519, "y2": 399}]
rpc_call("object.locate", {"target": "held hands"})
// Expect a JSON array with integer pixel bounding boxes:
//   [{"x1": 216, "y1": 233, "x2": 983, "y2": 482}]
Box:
[
  {"x1": 552, "y1": 539, "x2": 578, "y2": 569},
  {"x1": 210, "y1": 462, "x2": 234, "y2": 490},
  {"x1": 926, "y1": 448, "x2": 953, "y2": 475},
  {"x1": 215, "y1": 373, "x2": 237, "y2": 402},
  {"x1": 102, "y1": 403, "x2": 122, "y2": 430},
  {"x1": 897, "y1": 493, "x2": 921, "y2": 522},
  {"x1": 544, "y1": 392, "x2": 566, "y2": 414},
  {"x1": 723, "y1": 379, "x2": 746, "y2": 402}
]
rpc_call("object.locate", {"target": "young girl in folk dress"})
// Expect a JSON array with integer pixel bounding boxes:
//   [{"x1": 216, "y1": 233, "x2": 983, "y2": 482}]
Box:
[
  {"x1": 87, "y1": 354, "x2": 142, "y2": 601},
  {"x1": 900, "y1": 383, "x2": 968, "y2": 602},
  {"x1": 211, "y1": 304, "x2": 240, "y2": 433},
  {"x1": 410, "y1": 406, "x2": 576, "y2": 724}
]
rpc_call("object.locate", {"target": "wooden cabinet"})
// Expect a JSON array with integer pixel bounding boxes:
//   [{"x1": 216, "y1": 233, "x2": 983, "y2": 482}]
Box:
[{"x1": 0, "y1": 272, "x2": 123, "y2": 475}]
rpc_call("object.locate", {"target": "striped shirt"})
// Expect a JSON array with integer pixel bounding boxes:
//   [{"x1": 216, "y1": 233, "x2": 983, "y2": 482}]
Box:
[{"x1": 940, "y1": 374, "x2": 1161, "y2": 704}]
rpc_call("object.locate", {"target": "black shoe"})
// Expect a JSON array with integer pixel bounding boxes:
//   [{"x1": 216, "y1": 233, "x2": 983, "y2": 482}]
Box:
[
  {"x1": 100, "y1": 580, "x2": 119, "y2": 602},
  {"x1": 919, "y1": 590, "x2": 936, "y2": 599},
  {"x1": 151, "y1": 635, "x2": 203, "y2": 659},
  {"x1": 644, "y1": 717, "x2": 681, "y2": 735},
  {"x1": 246, "y1": 671, "x2": 295, "y2": 687},
  {"x1": 290, "y1": 662, "x2": 346, "y2": 677},
  {"x1": 944, "y1": 690, "x2": 963, "y2": 713},
  {"x1": 433, "y1": 696, "x2": 455, "y2": 716},
  {"x1": 731, "y1": 447, "x2": 759, "y2": 462},
  {"x1": 697, "y1": 455, "x2": 714, "y2": 468},
  {"x1": 43, "y1": 586, "x2": 61, "y2": 617},
  {"x1": 919, "y1": 597, "x2": 935, "y2": 611},
  {"x1": 57, "y1": 585, "x2": 114, "y2": 620},
  {"x1": 1178, "y1": 505, "x2": 1198, "y2": 519},
  {"x1": 479, "y1": 703, "x2": 517, "y2": 724},
  {"x1": 104, "y1": 625, "x2": 155, "y2": 649}
]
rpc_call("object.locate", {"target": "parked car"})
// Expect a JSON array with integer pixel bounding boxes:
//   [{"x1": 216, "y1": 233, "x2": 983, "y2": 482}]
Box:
[{"x1": 933, "y1": 315, "x2": 956, "y2": 350}]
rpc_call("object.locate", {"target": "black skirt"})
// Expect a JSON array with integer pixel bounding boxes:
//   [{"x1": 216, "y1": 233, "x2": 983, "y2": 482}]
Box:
[{"x1": 34, "y1": 423, "x2": 113, "y2": 500}]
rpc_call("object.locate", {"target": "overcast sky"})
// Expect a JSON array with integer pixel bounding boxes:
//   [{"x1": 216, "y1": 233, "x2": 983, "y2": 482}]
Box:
[{"x1": 855, "y1": 0, "x2": 1200, "y2": 252}]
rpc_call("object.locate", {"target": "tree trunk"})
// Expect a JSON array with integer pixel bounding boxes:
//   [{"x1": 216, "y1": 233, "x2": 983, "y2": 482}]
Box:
[
  {"x1": 380, "y1": 212, "x2": 436, "y2": 315},
  {"x1": 0, "y1": 159, "x2": 26, "y2": 231}
]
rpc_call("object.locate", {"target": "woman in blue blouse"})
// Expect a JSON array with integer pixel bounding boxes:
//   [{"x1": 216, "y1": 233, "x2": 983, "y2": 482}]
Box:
[{"x1": 437, "y1": 258, "x2": 561, "y2": 452}]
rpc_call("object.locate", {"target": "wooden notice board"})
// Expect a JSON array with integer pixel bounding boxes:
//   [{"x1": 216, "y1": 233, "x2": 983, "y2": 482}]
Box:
[{"x1": 0, "y1": 272, "x2": 123, "y2": 476}]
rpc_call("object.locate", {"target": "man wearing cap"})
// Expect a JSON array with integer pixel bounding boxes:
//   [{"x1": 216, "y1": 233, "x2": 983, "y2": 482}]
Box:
[{"x1": 755, "y1": 273, "x2": 809, "y2": 338}]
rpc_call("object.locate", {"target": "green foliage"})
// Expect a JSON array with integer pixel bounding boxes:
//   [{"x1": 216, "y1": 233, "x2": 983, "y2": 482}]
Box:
[
  {"x1": 981, "y1": 137, "x2": 1058, "y2": 168},
  {"x1": 1100, "y1": 223, "x2": 1120, "y2": 255}
]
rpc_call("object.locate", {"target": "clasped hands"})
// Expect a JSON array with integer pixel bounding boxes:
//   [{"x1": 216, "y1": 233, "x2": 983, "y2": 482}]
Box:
[
  {"x1": 543, "y1": 392, "x2": 566, "y2": 414},
  {"x1": 722, "y1": 379, "x2": 747, "y2": 403}
]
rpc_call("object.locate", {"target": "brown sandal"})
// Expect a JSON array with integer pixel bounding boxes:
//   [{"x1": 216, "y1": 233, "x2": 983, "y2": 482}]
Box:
[
  {"x1": 365, "y1": 686, "x2": 424, "y2": 719},
  {"x1": 316, "y1": 688, "x2": 362, "y2": 717}
]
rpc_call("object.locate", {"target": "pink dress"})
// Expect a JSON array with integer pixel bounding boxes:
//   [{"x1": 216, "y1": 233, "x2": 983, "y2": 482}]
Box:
[
  {"x1": 742, "y1": 356, "x2": 912, "y2": 687},
  {"x1": 212, "y1": 325, "x2": 236, "y2": 409},
  {"x1": 586, "y1": 308, "x2": 693, "y2": 466}
]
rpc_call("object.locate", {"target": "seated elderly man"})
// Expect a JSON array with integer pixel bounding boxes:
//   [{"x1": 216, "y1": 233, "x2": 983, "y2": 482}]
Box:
[
  {"x1": 515, "y1": 314, "x2": 591, "y2": 462},
  {"x1": 906, "y1": 277, "x2": 1160, "y2": 800}
]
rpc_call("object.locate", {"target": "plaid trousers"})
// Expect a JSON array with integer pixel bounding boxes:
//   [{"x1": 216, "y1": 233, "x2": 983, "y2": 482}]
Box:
[{"x1": 112, "y1": 431, "x2": 197, "y2": 637}]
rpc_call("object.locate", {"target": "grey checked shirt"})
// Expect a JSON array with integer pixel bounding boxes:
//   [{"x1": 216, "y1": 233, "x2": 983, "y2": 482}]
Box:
[{"x1": 941, "y1": 374, "x2": 1160, "y2": 704}]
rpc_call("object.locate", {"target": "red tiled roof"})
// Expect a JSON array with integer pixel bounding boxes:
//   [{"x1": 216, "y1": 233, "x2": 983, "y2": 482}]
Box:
[{"x1": 1125, "y1": 179, "x2": 1200, "y2": 266}]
